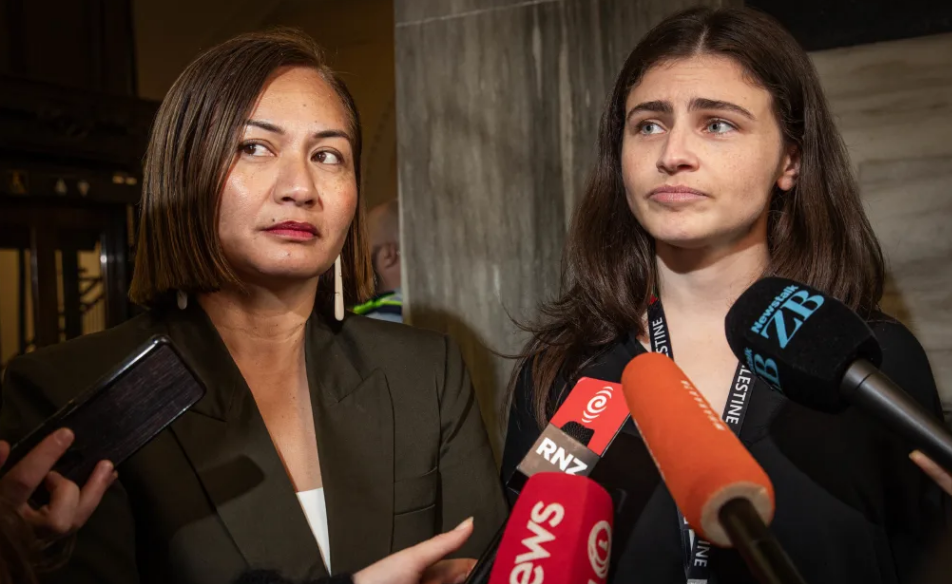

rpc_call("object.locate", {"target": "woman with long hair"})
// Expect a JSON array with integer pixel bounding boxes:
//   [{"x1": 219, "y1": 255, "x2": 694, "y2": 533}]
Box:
[
  {"x1": 502, "y1": 7, "x2": 946, "y2": 583},
  {"x1": 0, "y1": 29, "x2": 505, "y2": 584}
]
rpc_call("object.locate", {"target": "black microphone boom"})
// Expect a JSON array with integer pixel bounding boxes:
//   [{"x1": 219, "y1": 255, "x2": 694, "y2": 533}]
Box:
[
  {"x1": 842, "y1": 359, "x2": 952, "y2": 471},
  {"x1": 719, "y1": 498, "x2": 808, "y2": 584},
  {"x1": 726, "y1": 277, "x2": 952, "y2": 471}
]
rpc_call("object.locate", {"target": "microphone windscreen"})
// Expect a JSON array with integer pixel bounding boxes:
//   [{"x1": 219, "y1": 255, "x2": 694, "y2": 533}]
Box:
[
  {"x1": 725, "y1": 276, "x2": 882, "y2": 413},
  {"x1": 559, "y1": 421, "x2": 595, "y2": 447},
  {"x1": 488, "y1": 473, "x2": 614, "y2": 584},
  {"x1": 622, "y1": 353, "x2": 774, "y2": 546}
]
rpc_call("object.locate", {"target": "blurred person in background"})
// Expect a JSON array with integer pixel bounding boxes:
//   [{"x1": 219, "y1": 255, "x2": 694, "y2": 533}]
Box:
[{"x1": 352, "y1": 200, "x2": 403, "y2": 323}]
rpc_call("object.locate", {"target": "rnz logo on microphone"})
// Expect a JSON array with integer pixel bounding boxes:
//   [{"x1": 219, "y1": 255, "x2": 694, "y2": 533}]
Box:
[
  {"x1": 535, "y1": 438, "x2": 588, "y2": 475},
  {"x1": 581, "y1": 387, "x2": 613, "y2": 424},
  {"x1": 509, "y1": 500, "x2": 564, "y2": 584},
  {"x1": 746, "y1": 284, "x2": 825, "y2": 387}
]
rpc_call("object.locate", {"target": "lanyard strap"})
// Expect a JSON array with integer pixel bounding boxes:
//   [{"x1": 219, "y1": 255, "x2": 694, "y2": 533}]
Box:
[{"x1": 647, "y1": 299, "x2": 755, "y2": 584}]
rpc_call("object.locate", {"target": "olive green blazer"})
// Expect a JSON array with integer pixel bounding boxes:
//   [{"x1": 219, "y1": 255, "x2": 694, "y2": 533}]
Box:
[{"x1": 0, "y1": 302, "x2": 507, "y2": 584}]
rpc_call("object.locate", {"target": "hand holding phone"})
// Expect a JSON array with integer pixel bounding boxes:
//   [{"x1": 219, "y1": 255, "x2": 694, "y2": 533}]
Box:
[
  {"x1": 0, "y1": 428, "x2": 116, "y2": 538},
  {"x1": 2, "y1": 335, "x2": 205, "y2": 506}
]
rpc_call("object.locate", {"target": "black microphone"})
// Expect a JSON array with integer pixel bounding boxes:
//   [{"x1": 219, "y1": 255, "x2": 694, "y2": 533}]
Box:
[
  {"x1": 466, "y1": 377, "x2": 630, "y2": 584},
  {"x1": 725, "y1": 276, "x2": 952, "y2": 470}
]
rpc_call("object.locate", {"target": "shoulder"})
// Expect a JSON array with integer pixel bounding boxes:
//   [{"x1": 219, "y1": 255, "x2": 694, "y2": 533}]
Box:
[
  {"x1": 508, "y1": 334, "x2": 643, "y2": 434},
  {"x1": 338, "y1": 314, "x2": 454, "y2": 361},
  {"x1": 2, "y1": 312, "x2": 161, "y2": 407},
  {"x1": 867, "y1": 312, "x2": 940, "y2": 413},
  {"x1": 867, "y1": 312, "x2": 927, "y2": 358},
  {"x1": 516, "y1": 333, "x2": 646, "y2": 410},
  {"x1": 334, "y1": 314, "x2": 462, "y2": 388},
  {"x1": 502, "y1": 334, "x2": 644, "y2": 481}
]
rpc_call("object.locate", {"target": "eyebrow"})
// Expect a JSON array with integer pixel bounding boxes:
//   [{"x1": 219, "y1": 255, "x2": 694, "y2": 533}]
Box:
[
  {"x1": 245, "y1": 119, "x2": 354, "y2": 144},
  {"x1": 690, "y1": 98, "x2": 755, "y2": 120},
  {"x1": 626, "y1": 98, "x2": 755, "y2": 122}
]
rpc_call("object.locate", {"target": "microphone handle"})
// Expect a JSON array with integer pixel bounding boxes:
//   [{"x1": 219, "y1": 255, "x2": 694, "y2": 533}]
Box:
[
  {"x1": 462, "y1": 521, "x2": 504, "y2": 584},
  {"x1": 842, "y1": 359, "x2": 952, "y2": 471},
  {"x1": 719, "y1": 498, "x2": 808, "y2": 584}
]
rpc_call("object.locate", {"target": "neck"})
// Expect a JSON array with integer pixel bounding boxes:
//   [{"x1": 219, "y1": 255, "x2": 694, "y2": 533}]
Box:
[
  {"x1": 655, "y1": 230, "x2": 769, "y2": 323},
  {"x1": 198, "y1": 281, "x2": 317, "y2": 367},
  {"x1": 378, "y1": 270, "x2": 401, "y2": 295}
]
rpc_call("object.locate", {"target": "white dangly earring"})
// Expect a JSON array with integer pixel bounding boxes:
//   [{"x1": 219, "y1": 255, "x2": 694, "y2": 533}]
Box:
[
  {"x1": 333, "y1": 255, "x2": 344, "y2": 321},
  {"x1": 176, "y1": 290, "x2": 188, "y2": 310}
]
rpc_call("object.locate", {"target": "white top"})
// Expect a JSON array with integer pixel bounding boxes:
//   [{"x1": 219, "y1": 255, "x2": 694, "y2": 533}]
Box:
[{"x1": 296, "y1": 488, "x2": 331, "y2": 572}]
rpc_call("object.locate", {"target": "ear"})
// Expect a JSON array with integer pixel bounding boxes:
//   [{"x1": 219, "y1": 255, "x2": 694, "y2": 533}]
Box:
[
  {"x1": 378, "y1": 242, "x2": 399, "y2": 270},
  {"x1": 776, "y1": 145, "x2": 800, "y2": 192}
]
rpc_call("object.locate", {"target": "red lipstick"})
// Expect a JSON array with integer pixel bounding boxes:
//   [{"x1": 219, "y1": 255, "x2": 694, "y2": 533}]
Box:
[{"x1": 265, "y1": 221, "x2": 318, "y2": 240}]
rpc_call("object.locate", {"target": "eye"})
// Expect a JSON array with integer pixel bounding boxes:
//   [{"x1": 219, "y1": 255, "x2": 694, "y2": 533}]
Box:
[
  {"x1": 637, "y1": 121, "x2": 665, "y2": 135},
  {"x1": 706, "y1": 119, "x2": 736, "y2": 134},
  {"x1": 238, "y1": 142, "x2": 272, "y2": 157},
  {"x1": 314, "y1": 151, "x2": 343, "y2": 165}
]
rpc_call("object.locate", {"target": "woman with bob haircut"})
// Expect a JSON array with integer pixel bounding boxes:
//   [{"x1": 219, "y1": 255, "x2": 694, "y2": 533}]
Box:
[
  {"x1": 0, "y1": 29, "x2": 505, "y2": 584},
  {"x1": 502, "y1": 7, "x2": 947, "y2": 584}
]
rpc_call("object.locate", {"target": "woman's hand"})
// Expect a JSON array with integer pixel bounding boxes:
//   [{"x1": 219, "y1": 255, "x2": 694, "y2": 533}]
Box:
[
  {"x1": 353, "y1": 518, "x2": 477, "y2": 584},
  {"x1": 910, "y1": 450, "x2": 952, "y2": 496},
  {"x1": 0, "y1": 428, "x2": 117, "y2": 539}
]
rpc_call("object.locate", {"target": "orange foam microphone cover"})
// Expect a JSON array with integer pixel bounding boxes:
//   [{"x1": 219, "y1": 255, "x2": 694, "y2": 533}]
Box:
[{"x1": 622, "y1": 352, "x2": 774, "y2": 546}]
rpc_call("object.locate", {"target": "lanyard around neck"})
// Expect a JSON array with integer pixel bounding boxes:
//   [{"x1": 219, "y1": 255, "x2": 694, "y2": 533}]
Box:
[{"x1": 646, "y1": 298, "x2": 756, "y2": 583}]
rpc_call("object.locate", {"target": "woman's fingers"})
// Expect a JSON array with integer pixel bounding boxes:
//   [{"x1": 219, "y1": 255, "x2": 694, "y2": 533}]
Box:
[
  {"x1": 0, "y1": 428, "x2": 117, "y2": 538},
  {"x1": 75, "y1": 460, "x2": 117, "y2": 528},
  {"x1": 38, "y1": 470, "x2": 83, "y2": 536},
  {"x1": 18, "y1": 463, "x2": 116, "y2": 538},
  {"x1": 353, "y1": 518, "x2": 475, "y2": 584},
  {"x1": 404, "y1": 518, "x2": 474, "y2": 568},
  {"x1": 0, "y1": 440, "x2": 11, "y2": 468},
  {"x1": 0, "y1": 428, "x2": 74, "y2": 505},
  {"x1": 421, "y1": 559, "x2": 477, "y2": 584},
  {"x1": 910, "y1": 450, "x2": 952, "y2": 496}
]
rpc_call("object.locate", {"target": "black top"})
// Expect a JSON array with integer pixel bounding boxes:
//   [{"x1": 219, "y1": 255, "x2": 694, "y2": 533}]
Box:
[{"x1": 501, "y1": 316, "x2": 948, "y2": 584}]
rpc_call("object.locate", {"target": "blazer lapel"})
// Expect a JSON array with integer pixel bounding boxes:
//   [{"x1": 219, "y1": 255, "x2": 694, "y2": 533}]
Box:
[
  {"x1": 307, "y1": 317, "x2": 395, "y2": 574},
  {"x1": 163, "y1": 304, "x2": 328, "y2": 581}
]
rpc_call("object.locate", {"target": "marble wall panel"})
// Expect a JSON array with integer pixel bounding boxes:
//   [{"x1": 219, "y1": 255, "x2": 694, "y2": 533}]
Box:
[
  {"x1": 812, "y1": 33, "x2": 952, "y2": 414},
  {"x1": 395, "y1": 0, "x2": 738, "y2": 454}
]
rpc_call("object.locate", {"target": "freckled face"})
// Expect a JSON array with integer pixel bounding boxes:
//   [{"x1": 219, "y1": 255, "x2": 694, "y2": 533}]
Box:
[{"x1": 621, "y1": 55, "x2": 798, "y2": 249}]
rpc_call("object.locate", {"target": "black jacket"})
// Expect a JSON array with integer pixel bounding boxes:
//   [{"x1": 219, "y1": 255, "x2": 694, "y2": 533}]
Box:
[
  {"x1": 502, "y1": 316, "x2": 948, "y2": 584},
  {"x1": 1, "y1": 302, "x2": 507, "y2": 584}
]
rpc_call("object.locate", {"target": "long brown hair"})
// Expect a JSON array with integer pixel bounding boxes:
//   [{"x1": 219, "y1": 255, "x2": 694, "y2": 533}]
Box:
[
  {"x1": 129, "y1": 29, "x2": 374, "y2": 316},
  {"x1": 511, "y1": 6, "x2": 885, "y2": 425}
]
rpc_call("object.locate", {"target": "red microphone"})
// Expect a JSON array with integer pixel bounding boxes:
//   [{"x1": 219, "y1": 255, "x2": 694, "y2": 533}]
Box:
[
  {"x1": 510, "y1": 377, "x2": 630, "y2": 491},
  {"x1": 488, "y1": 473, "x2": 614, "y2": 584},
  {"x1": 467, "y1": 377, "x2": 629, "y2": 584},
  {"x1": 622, "y1": 352, "x2": 806, "y2": 584}
]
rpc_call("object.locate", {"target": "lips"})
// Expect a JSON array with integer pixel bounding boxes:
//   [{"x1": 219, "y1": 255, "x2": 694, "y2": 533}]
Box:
[
  {"x1": 264, "y1": 221, "x2": 318, "y2": 239},
  {"x1": 648, "y1": 185, "x2": 709, "y2": 204}
]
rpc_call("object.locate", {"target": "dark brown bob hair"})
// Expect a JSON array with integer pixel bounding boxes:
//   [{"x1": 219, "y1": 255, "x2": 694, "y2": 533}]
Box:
[
  {"x1": 129, "y1": 29, "x2": 373, "y2": 315},
  {"x1": 512, "y1": 7, "x2": 885, "y2": 425}
]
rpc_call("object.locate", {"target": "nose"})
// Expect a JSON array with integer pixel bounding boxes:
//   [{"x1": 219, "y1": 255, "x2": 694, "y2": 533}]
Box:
[
  {"x1": 273, "y1": 153, "x2": 318, "y2": 208},
  {"x1": 656, "y1": 125, "x2": 699, "y2": 175}
]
